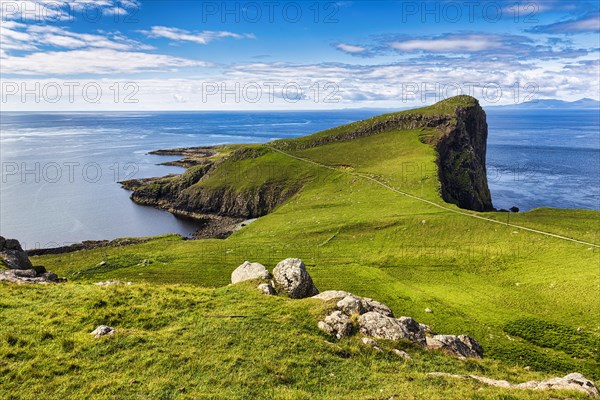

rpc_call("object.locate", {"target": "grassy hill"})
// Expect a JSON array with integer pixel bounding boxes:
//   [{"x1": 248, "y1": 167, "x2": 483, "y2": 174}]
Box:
[{"x1": 2, "y1": 96, "x2": 598, "y2": 399}]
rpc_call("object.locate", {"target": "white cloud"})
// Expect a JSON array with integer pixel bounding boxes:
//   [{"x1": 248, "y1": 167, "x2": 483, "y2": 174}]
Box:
[
  {"x1": 141, "y1": 26, "x2": 256, "y2": 45},
  {"x1": 389, "y1": 35, "x2": 494, "y2": 52},
  {"x1": 1, "y1": 22, "x2": 153, "y2": 52},
  {"x1": 0, "y1": 48, "x2": 209, "y2": 75},
  {"x1": 529, "y1": 12, "x2": 600, "y2": 34},
  {"x1": 335, "y1": 43, "x2": 367, "y2": 54}
]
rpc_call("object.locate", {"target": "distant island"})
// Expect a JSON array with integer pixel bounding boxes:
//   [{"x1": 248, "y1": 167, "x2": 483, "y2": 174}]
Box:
[{"x1": 491, "y1": 98, "x2": 600, "y2": 109}]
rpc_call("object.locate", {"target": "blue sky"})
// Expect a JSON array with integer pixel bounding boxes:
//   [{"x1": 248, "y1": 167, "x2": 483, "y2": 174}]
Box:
[{"x1": 1, "y1": 0, "x2": 599, "y2": 110}]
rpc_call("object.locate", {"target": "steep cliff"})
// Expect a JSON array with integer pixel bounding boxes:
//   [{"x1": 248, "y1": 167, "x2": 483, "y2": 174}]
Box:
[{"x1": 432, "y1": 99, "x2": 493, "y2": 211}]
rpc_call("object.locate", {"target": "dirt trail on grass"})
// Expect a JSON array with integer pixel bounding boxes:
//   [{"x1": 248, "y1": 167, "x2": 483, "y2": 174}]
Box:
[{"x1": 268, "y1": 146, "x2": 600, "y2": 249}]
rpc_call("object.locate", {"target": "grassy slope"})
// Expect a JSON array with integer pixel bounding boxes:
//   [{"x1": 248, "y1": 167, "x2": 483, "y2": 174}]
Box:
[
  {"x1": 0, "y1": 282, "x2": 594, "y2": 400},
  {"x1": 4, "y1": 98, "x2": 599, "y2": 398}
]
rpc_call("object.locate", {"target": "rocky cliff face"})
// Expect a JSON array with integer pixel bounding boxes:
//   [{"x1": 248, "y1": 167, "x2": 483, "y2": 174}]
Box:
[
  {"x1": 120, "y1": 148, "x2": 304, "y2": 237},
  {"x1": 433, "y1": 101, "x2": 493, "y2": 211}
]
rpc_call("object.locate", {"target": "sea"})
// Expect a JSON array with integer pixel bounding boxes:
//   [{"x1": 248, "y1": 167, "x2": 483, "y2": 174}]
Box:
[{"x1": 1, "y1": 108, "x2": 598, "y2": 249}]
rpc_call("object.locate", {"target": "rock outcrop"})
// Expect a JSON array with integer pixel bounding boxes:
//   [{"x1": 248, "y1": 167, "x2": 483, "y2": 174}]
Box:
[
  {"x1": 0, "y1": 235, "x2": 33, "y2": 269},
  {"x1": 426, "y1": 334, "x2": 483, "y2": 359},
  {"x1": 313, "y1": 289, "x2": 481, "y2": 357},
  {"x1": 0, "y1": 268, "x2": 63, "y2": 284},
  {"x1": 120, "y1": 147, "x2": 304, "y2": 238},
  {"x1": 317, "y1": 311, "x2": 353, "y2": 339},
  {"x1": 429, "y1": 372, "x2": 599, "y2": 398},
  {"x1": 231, "y1": 261, "x2": 271, "y2": 284},
  {"x1": 358, "y1": 312, "x2": 427, "y2": 346},
  {"x1": 0, "y1": 236, "x2": 64, "y2": 284},
  {"x1": 273, "y1": 258, "x2": 319, "y2": 299}
]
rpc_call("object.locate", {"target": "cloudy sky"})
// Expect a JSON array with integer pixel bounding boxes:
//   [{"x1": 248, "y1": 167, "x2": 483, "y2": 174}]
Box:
[{"x1": 1, "y1": 0, "x2": 599, "y2": 110}]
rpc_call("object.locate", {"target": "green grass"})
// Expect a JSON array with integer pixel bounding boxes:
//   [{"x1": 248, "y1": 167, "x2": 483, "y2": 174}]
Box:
[
  {"x1": 0, "y1": 282, "x2": 594, "y2": 399},
  {"x1": 5, "y1": 96, "x2": 599, "y2": 398}
]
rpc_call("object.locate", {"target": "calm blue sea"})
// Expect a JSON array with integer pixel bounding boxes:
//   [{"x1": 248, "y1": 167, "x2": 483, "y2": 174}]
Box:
[{"x1": 1, "y1": 108, "x2": 598, "y2": 248}]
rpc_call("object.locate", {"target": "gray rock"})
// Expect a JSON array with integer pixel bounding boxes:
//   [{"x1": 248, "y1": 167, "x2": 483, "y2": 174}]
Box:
[
  {"x1": 257, "y1": 283, "x2": 277, "y2": 295},
  {"x1": 429, "y1": 372, "x2": 599, "y2": 398},
  {"x1": 361, "y1": 337, "x2": 378, "y2": 347},
  {"x1": 360, "y1": 297, "x2": 394, "y2": 317},
  {"x1": 0, "y1": 269, "x2": 63, "y2": 284},
  {"x1": 317, "y1": 311, "x2": 353, "y2": 339},
  {"x1": 95, "y1": 280, "x2": 134, "y2": 286},
  {"x1": 91, "y1": 325, "x2": 115, "y2": 338},
  {"x1": 231, "y1": 261, "x2": 271, "y2": 284},
  {"x1": 426, "y1": 334, "x2": 483, "y2": 358},
  {"x1": 0, "y1": 236, "x2": 33, "y2": 270},
  {"x1": 312, "y1": 290, "x2": 352, "y2": 301},
  {"x1": 393, "y1": 349, "x2": 412, "y2": 359},
  {"x1": 358, "y1": 312, "x2": 426, "y2": 346},
  {"x1": 273, "y1": 258, "x2": 318, "y2": 299},
  {"x1": 419, "y1": 323, "x2": 432, "y2": 333},
  {"x1": 313, "y1": 291, "x2": 394, "y2": 318},
  {"x1": 337, "y1": 295, "x2": 395, "y2": 317},
  {"x1": 517, "y1": 373, "x2": 599, "y2": 397},
  {"x1": 425, "y1": 308, "x2": 433, "y2": 313},
  {"x1": 337, "y1": 295, "x2": 365, "y2": 315}
]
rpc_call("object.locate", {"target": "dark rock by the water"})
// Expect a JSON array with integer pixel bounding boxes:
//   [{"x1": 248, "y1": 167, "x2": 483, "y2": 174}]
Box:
[
  {"x1": 0, "y1": 236, "x2": 33, "y2": 269},
  {"x1": 510, "y1": 206, "x2": 520, "y2": 213},
  {"x1": 0, "y1": 236, "x2": 64, "y2": 284}
]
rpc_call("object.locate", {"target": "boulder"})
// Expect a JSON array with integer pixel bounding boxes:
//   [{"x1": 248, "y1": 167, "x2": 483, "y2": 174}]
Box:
[
  {"x1": 0, "y1": 236, "x2": 33, "y2": 270},
  {"x1": 231, "y1": 261, "x2": 270, "y2": 284},
  {"x1": 358, "y1": 312, "x2": 426, "y2": 346},
  {"x1": 426, "y1": 334, "x2": 483, "y2": 358},
  {"x1": 257, "y1": 283, "x2": 277, "y2": 295},
  {"x1": 91, "y1": 325, "x2": 115, "y2": 338},
  {"x1": 317, "y1": 311, "x2": 353, "y2": 339},
  {"x1": 273, "y1": 258, "x2": 319, "y2": 299}
]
